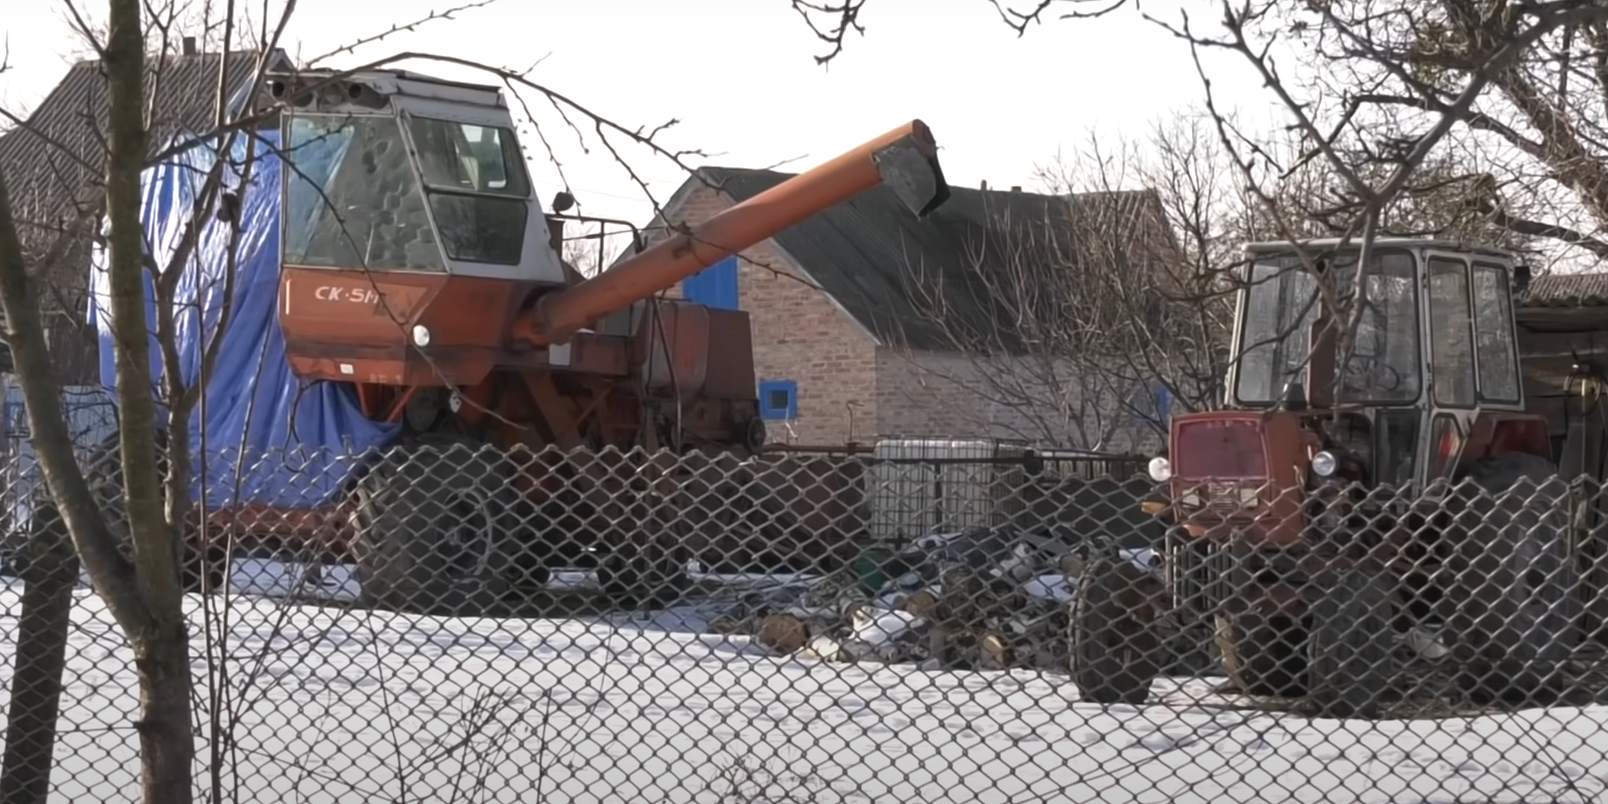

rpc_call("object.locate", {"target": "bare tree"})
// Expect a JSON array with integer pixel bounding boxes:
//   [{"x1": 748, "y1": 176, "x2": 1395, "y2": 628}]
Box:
[
  {"x1": 795, "y1": 0, "x2": 1608, "y2": 424},
  {"x1": 883, "y1": 111, "x2": 1523, "y2": 450},
  {"x1": 0, "y1": 0, "x2": 502, "y2": 800},
  {"x1": 0, "y1": 1, "x2": 774, "y2": 799}
]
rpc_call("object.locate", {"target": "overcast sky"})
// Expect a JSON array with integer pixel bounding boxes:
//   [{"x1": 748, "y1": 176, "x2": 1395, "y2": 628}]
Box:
[{"x1": 0, "y1": 0, "x2": 1276, "y2": 224}]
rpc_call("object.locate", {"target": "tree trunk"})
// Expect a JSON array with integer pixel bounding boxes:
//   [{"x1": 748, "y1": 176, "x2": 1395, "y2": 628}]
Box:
[
  {"x1": 129, "y1": 626, "x2": 195, "y2": 804},
  {"x1": 0, "y1": 0, "x2": 193, "y2": 795},
  {"x1": 0, "y1": 505, "x2": 79, "y2": 804},
  {"x1": 103, "y1": 0, "x2": 196, "y2": 798}
]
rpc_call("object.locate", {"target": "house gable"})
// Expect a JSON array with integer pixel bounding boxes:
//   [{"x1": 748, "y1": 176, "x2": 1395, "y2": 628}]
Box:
[{"x1": 637, "y1": 180, "x2": 882, "y2": 444}]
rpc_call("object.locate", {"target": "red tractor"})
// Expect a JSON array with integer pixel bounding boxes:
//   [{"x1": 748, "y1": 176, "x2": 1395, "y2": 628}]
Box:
[{"x1": 1073, "y1": 238, "x2": 1587, "y2": 716}]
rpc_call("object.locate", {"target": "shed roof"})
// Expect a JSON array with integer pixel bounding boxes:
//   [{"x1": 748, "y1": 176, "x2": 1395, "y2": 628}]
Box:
[{"x1": 1520, "y1": 273, "x2": 1608, "y2": 308}]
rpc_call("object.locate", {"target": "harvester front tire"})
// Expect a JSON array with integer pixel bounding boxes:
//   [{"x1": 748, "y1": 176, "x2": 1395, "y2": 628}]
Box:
[
  {"x1": 353, "y1": 437, "x2": 515, "y2": 616},
  {"x1": 1308, "y1": 570, "x2": 1394, "y2": 719},
  {"x1": 1071, "y1": 554, "x2": 1162, "y2": 706}
]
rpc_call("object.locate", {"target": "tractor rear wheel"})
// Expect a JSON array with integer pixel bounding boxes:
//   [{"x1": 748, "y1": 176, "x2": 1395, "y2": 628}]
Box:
[
  {"x1": 1308, "y1": 570, "x2": 1395, "y2": 718},
  {"x1": 352, "y1": 436, "x2": 515, "y2": 615},
  {"x1": 1451, "y1": 451, "x2": 1580, "y2": 706},
  {"x1": 1071, "y1": 554, "x2": 1162, "y2": 705}
]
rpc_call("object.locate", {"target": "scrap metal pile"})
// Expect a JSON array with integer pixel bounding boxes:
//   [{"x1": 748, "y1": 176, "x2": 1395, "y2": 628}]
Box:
[{"x1": 705, "y1": 527, "x2": 1166, "y2": 672}]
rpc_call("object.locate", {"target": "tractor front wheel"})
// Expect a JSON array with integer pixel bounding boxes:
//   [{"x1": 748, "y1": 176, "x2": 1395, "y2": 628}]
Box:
[
  {"x1": 1216, "y1": 610, "x2": 1308, "y2": 698},
  {"x1": 1308, "y1": 570, "x2": 1395, "y2": 718},
  {"x1": 1071, "y1": 554, "x2": 1163, "y2": 705}
]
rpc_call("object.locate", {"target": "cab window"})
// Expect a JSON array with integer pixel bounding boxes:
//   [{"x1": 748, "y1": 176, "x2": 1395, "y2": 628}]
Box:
[
  {"x1": 1427, "y1": 258, "x2": 1477, "y2": 407},
  {"x1": 1471, "y1": 263, "x2": 1521, "y2": 403}
]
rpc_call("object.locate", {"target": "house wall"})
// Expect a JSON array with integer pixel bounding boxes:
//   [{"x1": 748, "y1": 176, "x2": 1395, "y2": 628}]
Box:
[
  {"x1": 873, "y1": 347, "x2": 1163, "y2": 453},
  {"x1": 663, "y1": 185, "x2": 880, "y2": 445},
  {"x1": 652, "y1": 185, "x2": 1167, "y2": 452}
]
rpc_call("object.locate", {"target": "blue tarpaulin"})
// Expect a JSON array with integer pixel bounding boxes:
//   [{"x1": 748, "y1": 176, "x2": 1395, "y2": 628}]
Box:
[{"x1": 87, "y1": 130, "x2": 401, "y2": 509}]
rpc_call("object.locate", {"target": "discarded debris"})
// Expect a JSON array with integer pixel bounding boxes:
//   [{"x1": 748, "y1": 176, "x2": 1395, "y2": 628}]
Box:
[{"x1": 709, "y1": 524, "x2": 1168, "y2": 674}]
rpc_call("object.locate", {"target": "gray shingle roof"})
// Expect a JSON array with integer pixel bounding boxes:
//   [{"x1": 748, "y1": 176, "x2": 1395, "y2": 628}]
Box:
[
  {"x1": 0, "y1": 49, "x2": 281, "y2": 380},
  {"x1": 1, "y1": 49, "x2": 277, "y2": 246},
  {"x1": 684, "y1": 167, "x2": 1167, "y2": 352}
]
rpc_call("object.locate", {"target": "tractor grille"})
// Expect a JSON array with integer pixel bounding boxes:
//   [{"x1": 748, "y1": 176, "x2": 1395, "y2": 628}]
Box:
[
  {"x1": 1173, "y1": 418, "x2": 1266, "y2": 478},
  {"x1": 1166, "y1": 530, "x2": 1231, "y2": 619}
]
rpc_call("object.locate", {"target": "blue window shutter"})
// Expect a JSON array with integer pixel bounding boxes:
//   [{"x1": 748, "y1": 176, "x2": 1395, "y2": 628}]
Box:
[
  {"x1": 681, "y1": 256, "x2": 739, "y2": 310},
  {"x1": 1131, "y1": 381, "x2": 1172, "y2": 427},
  {"x1": 758, "y1": 380, "x2": 798, "y2": 421}
]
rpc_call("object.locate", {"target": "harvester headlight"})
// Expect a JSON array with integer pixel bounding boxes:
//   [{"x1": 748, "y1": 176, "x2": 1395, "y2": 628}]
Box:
[
  {"x1": 411, "y1": 325, "x2": 432, "y2": 348},
  {"x1": 1147, "y1": 456, "x2": 1172, "y2": 482},
  {"x1": 1310, "y1": 450, "x2": 1338, "y2": 478}
]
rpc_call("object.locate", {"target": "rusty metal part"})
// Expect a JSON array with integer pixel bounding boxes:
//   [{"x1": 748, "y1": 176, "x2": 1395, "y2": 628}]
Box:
[{"x1": 521, "y1": 120, "x2": 948, "y2": 345}]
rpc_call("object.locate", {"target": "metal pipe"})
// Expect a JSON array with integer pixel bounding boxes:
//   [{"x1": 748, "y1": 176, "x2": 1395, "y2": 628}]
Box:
[{"x1": 525, "y1": 119, "x2": 949, "y2": 345}]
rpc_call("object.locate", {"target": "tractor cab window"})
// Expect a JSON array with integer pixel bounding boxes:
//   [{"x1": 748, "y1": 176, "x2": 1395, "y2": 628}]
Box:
[
  {"x1": 1235, "y1": 249, "x2": 1420, "y2": 405},
  {"x1": 1376, "y1": 409, "x2": 1421, "y2": 488},
  {"x1": 1472, "y1": 262, "x2": 1522, "y2": 403},
  {"x1": 405, "y1": 116, "x2": 529, "y2": 266},
  {"x1": 1427, "y1": 258, "x2": 1478, "y2": 406},
  {"x1": 282, "y1": 114, "x2": 445, "y2": 272}
]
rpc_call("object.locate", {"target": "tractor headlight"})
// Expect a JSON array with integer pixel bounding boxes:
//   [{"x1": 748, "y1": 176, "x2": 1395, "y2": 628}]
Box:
[
  {"x1": 1310, "y1": 450, "x2": 1338, "y2": 478},
  {"x1": 1147, "y1": 456, "x2": 1172, "y2": 482}
]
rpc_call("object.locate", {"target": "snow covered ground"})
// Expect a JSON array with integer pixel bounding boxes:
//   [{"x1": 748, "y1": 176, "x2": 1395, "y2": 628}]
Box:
[{"x1": 0, "y1": 562, "x2": 1606, "y2": 803}]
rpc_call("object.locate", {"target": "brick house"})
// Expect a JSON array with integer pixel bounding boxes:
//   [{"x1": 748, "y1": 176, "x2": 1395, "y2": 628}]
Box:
[{"x1": 633, "y1": 168, "x2": 1173, "y2": 452}]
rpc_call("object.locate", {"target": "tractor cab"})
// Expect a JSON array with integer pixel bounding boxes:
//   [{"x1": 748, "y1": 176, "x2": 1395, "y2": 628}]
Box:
[{"x1": 1149, "y1": 239, "x2": 1546, "y2": 517}]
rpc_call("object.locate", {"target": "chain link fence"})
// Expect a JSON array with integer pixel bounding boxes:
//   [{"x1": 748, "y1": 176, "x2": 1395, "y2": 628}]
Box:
[{"x1": 2, "y1": 438, "x2": 1608, "y2": 802}]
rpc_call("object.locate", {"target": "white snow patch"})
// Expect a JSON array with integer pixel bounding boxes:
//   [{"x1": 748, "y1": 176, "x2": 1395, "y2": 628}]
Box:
[
  {"x1": 231, "y1": 559, "x2": 358, "y2": 600},
  {"x1": 0, "y1": 573, "x2": 1603, "y2": 802},
  {"x1": 1024, "y1": 574, "x2": 1075, "y2": 603}
]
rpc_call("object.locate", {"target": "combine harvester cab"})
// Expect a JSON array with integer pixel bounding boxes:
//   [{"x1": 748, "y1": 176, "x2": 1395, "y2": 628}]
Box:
[
  {"x1": 1076, "y1": 239, "x2": 1589, "y2": 717},
  {"x1": 87, "y1": 67, "x2": 952, "y2": 615}
]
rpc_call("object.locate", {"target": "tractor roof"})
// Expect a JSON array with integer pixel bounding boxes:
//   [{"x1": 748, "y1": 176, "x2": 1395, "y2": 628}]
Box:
[{"x1": 1243, "y1": 237, "x2": 1519, "y2": 261}]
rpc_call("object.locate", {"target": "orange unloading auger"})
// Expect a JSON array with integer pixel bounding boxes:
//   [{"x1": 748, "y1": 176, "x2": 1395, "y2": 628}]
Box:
[{"x1": 517, "y1": 120, "x2": 949, "y2": 346}]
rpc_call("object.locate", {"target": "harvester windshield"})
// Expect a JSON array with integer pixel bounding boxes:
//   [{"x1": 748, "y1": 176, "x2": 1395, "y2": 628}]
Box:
[
  {"x1": 405, "y1": 116, "x2": 529, "y2": 266},
  {"x1": 1235, "y1": 249, "x2": 1421, "y2": 405},
  {"x1": 281, "y1": 112, "x2": 531, "y2": 273}
]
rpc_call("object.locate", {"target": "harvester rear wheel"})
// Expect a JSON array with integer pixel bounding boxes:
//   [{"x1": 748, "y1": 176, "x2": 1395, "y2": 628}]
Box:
[
  {"x1": 1071, "y1": 554, "x2": 1162, "y2": 705},
  {"x1": 352, "y1": 436, "x2": 515, "y2": 616},
  {"x1": 597, "y1": 538, "x2": 688, "y2": 609}
]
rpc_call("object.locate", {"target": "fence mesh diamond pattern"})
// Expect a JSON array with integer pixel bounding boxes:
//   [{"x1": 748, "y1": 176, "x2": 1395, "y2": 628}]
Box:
[{"x1": 2, "y1": 439, "x2": 1606, "y2": 802}]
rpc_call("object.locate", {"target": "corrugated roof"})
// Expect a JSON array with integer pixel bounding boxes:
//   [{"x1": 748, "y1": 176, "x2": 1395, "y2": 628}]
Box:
[
  {"x1": 679, "y1": 167, "x2": 1167, "y2": 352},
  {"x1": 1520, "y1": 273, "x2": 1608, "y2": 308}
]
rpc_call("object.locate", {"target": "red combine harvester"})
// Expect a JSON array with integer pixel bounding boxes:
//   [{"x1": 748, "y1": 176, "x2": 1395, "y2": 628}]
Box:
[
  {"x1": 91, "y1": 68, "x2": 951, "y2": 613},
  {"x1": 1075, "y1": 238, "x2": 1595, "y2": 716}
]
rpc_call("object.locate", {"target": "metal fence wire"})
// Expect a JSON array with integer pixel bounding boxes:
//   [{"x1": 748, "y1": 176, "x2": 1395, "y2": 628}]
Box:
[{"x1": 4, "y1": 440, "x2": 1608, "y2": 802}]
